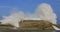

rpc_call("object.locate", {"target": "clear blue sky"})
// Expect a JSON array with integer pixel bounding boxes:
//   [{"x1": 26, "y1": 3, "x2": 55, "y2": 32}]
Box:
[{"x1": 0, "y1": 0, "x2": 60, "y2": 24}]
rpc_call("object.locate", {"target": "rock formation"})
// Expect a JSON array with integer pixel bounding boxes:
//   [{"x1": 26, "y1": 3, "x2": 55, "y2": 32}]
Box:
[{"x1": 19, "y1": 20, "x2": 54, "y2": 30}]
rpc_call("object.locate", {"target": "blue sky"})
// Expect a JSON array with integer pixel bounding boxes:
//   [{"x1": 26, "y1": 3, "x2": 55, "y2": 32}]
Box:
[{"x1": 0, "y1": 0, "x2": 60, "y2": 24}]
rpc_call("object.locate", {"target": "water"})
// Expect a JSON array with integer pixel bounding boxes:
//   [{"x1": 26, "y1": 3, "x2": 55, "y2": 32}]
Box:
[{"x1": 52, "y1": 25, "x2": 60, "y2": 30}]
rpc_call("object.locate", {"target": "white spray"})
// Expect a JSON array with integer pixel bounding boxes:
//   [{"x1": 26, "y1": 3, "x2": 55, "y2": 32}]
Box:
[
  {"x1": 1, "y1": 11, "x2": 25, "y2": 29},
  {"x1": 35, "y1": 3, "x2": 57, "y2": 24},
  {"x1": 0, "y1": 3, "x2": 57, "y2": 29}
]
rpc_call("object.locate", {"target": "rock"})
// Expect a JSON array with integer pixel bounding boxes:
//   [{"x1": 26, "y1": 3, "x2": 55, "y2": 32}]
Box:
[
  {"x1": 19, "y1": 20, "x2": 54, "y2": 30},
  {"x1": 0, "y1": 22, "x2": 14, "y2": 29},
  {"x1": 0, "y1": 20, "x2": 54, "y2": 30}
]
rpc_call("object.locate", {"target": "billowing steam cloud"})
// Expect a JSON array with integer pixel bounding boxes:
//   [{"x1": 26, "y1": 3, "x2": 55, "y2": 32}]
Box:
[{"x1": 0, "y1": 3, "x2": 57, "y2": 29}]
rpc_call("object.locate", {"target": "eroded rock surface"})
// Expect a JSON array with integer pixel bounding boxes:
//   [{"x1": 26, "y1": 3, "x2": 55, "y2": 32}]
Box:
[{"x1": 19, "y1": 20, "x2": 54, "y2": 30}]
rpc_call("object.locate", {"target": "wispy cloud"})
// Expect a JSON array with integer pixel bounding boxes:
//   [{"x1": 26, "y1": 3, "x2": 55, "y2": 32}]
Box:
[{"x1": 0, "y1": 6, "x2": 10, "y2": 8}]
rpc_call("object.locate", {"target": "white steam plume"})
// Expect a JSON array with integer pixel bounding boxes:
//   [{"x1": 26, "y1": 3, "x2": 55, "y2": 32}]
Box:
[{"x1": 35, "y1": 3, "x2": 57, "y2": 24}]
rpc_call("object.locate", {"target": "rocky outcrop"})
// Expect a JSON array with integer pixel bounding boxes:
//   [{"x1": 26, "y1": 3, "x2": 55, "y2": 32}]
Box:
[
  {"x1": 19, "y1": 20, "x2": 54, "y2": 30},
  {"x1": 0, "y1": 20, "x2": 54, "y2": 30},
  {"x1": 0, "y1": 22, "x2": 14, "y2": 29}
]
